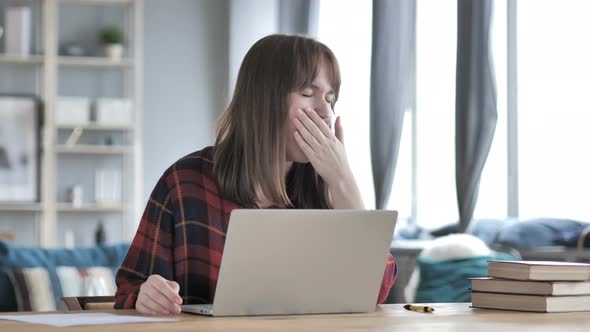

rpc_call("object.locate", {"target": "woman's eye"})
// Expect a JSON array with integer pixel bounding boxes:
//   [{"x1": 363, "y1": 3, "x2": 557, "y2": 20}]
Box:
[{"x1": 301, "y1": 93, "x2": 312, "y2": 97}]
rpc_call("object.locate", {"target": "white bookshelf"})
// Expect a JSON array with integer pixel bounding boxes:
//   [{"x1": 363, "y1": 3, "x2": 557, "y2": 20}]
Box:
[{"x1": 0, "y1": 0, "x2": 143, "y2": 247}]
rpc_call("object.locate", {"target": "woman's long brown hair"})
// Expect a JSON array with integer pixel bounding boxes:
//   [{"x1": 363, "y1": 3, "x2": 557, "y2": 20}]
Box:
[{"x1": 214, "y1": 34, "x2": 341, "y2": 208}]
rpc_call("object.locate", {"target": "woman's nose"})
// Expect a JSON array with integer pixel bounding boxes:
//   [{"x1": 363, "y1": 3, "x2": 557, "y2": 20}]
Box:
[{"x1": 314, "y1": 103, "x2": 332, "y2": 124}]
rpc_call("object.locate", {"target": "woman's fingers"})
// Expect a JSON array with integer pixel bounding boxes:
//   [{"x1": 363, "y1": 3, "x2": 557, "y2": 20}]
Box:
[
  {"x1": 167, "y1": 280, "x2": 182, "y2": 303},
  {"x1": 136, "y1": 300, "x2": 156, "y2": 315},
  {"x1": 146, "y1": 283, "x2": 181, "y2": 313},
  {"x1": 335, "y1": 116, "x2": 344, "y2": 144},
  {"x1": 302, "y1": 108, "x2": 332, "y2": 137},
  {"x1": 151, "y1": 276, "x2": 183, "y2": 305},
  {"x1": 138, "y1": 295, "x2": 167, "y2": 315},
  {"x1": 292, "y1": 107, "x2": 351, "y2": 187},
  {"x1": 139, "y1": 280, "x2": 174, "y2": 314},
  {"x1": 136, "y1": 275, "x2": 183, "y2": 315},
  {"x1": 141, "y1": 290, "x2": 173, "y2": 314},
  {"x1": 294, "y1": 118, "x2": 320, "y2": 151},
  {"x1": 137, "y1": 289, "x2": 164, "y2": 315},
  {"x1": 296, "y1": 108, "x2": 326, "y2": 142},
  {"x1": 294, "y1": 131, "x2": 317, "y2": 162}
]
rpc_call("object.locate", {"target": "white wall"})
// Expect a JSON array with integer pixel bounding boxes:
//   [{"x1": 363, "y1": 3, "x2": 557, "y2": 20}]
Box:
[
  {"x1": 142, "y1": 0, "x2": 230, "y2": 203},
  {"x1": 228, "y1": 0, "x2": 278, "y2": 94},
  {"x1": 143, "y1": 0, "x2": 290, "y2": 204}
]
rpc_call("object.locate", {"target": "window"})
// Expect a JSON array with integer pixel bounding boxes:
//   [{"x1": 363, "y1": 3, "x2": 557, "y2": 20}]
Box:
[
  {"x1": 317, "y1": 0, "x2": 505, "y2": 228},
  {"x1": 317, "y1": 0, "x2": 375, "y2": 208},
  {"x1": 411, "y1": 0, "x2": 458, "y2": 229},
  {"x1": 390, "y1": 0, "x2": 511, "y2": 228},
  {"x1": 517, "y1": 0, "x2": 590, "y2": 220},
  {"x1": 316, "y1": 0, "x2": 590, "y2": 226}
]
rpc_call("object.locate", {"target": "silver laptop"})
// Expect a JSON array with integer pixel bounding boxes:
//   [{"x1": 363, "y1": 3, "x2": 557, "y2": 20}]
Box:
[{"x1": 181, "y1": 209, "x2": 397, "y2": 316}]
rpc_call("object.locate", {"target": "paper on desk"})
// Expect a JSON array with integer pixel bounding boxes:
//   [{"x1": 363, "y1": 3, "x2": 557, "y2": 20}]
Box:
[{"x1": 0, "y1": 313, "x2": 177, "y2": 327}]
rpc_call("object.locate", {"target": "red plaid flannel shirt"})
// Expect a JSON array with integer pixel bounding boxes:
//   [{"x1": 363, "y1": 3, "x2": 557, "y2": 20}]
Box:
[{"x1": 114, "y1": 146, "x2": 397, "y2": 308}]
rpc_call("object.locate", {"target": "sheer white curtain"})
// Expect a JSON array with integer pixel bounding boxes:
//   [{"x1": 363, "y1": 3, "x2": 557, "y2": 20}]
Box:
[
  {"x1": 473, "y1": 0, "x2": 507, "y2": 220},
  {"x1": 413, "y1": 0, "x2": 458, "y2": 229}
]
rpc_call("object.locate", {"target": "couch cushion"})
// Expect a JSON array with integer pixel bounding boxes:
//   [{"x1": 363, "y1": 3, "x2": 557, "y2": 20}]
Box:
[
  {"x1": 415, "y1": 253, "x2": 515, "y2": 303},
  {"x1": 57, "y1": 266, "x2": 117, "y2": 298},
  {"x1": 467, "y1": 218, "x2": 514, "y2": 246},
  {"x1": 9, "y1": 267, "x2": 56, "y2": 311},
  {"x1": 9, "y1": 266, "x2": 118, "y2": 311},
  {"x1": 0, "y1": 241, "x2": 129, "y2": 312},
  {"x1": 496, "y1": 219, "x2": 590, "y2": 249}
]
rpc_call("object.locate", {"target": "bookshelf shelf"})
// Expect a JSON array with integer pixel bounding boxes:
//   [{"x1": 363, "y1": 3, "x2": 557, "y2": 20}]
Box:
[
  {"x1": 59, "y1": 0, "x2": 134, "y2": 6},
  {"x1": 56, "y1": 124, "x2": 131, "y2": 131},
  {"x1": 0, "y1": 54, "x2": 44, "y2": 64},
  {"x1": 0, "y1": 204, "x2": 43, "y2": 212},
  {"x1": 57, "y1": 203, "x2": 124, "y2": 212},
  {"x1": 58, "y1": 56, "x2": 132, "y2": 68},
  {"x1": 56, "y1": 144, "x2": 130, "y2": 155}
]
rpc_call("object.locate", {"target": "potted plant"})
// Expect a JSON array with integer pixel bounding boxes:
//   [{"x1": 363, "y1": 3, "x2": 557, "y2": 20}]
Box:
[{"x1": 99, "y1": 26, "x2": 125, "y2": 60}]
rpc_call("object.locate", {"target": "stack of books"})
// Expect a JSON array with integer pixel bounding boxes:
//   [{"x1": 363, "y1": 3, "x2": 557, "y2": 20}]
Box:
[{"x1": 471, "y1": 260, "x2": 590, "y2": 312}]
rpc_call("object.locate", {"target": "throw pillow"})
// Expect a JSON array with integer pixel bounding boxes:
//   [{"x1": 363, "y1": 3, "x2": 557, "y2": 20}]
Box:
[{"x1": 8, "y1": 267, "x2": 56, "y2": 311}]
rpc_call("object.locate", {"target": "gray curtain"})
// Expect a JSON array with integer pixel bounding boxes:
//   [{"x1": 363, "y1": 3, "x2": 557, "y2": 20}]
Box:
[
  {"x1": 370, "y1": 0, "x2": 416, "y2": 209},
  {"x1": 278, "y1": 0, "x2": 319, "y2": 36},
  {"x1": 455, "y1": 0, "x2": 497, "y2": 232}
]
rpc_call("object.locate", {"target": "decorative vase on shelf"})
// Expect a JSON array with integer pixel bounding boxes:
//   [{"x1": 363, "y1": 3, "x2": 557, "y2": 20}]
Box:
[
  {"x1": 99, "y1": 25, "x2": 125, "y2": 60},
  {"x1": 95, "y1": 220, "x2": 106, "y2": 246},
  {"x1": 104, "y1": 44, "x2": 123, "y2": 60}
]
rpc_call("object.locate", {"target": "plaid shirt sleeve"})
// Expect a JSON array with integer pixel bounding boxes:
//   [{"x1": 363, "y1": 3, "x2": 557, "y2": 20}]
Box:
[
  {"x1": 114, "y1": 175, "x2": 176, "y2": 309},
  {"x1": 377, "y1": 254, "x2": 398, "y2": 304},
  {"x1": 115, "y1": 148, "x2": 232, "y2": 309}
]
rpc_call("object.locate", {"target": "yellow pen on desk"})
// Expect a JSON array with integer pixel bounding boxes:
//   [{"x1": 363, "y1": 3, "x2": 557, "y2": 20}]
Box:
[{"x1": 403, "y1": 304, "x2": 435, "y2": 313}]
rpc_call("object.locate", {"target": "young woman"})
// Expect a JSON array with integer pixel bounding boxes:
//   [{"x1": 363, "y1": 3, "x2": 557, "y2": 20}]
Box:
[{"x1": 114, "y1": 34, "x2": 397, "y2": 315}]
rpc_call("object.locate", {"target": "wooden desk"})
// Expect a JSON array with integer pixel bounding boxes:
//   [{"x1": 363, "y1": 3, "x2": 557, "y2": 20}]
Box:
[{"x1": 0, "y1": 303, "x2": 588, "y2": 332}]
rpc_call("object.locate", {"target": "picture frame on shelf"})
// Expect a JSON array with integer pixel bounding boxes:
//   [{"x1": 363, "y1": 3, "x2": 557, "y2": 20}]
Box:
[{"x1": 0, "y1": 95, "x2": 41, "y2": 202}]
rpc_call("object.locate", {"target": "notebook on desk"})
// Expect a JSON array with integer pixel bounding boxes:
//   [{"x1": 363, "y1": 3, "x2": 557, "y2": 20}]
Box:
[{"x1": 181, "y1": 209, "x2": 398, "y2": 317}]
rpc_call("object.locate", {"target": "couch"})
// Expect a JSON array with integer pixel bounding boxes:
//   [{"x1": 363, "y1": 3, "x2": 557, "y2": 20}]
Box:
[{"x1": 0, "y1": 241, "x2": 129, "y2": 312}]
